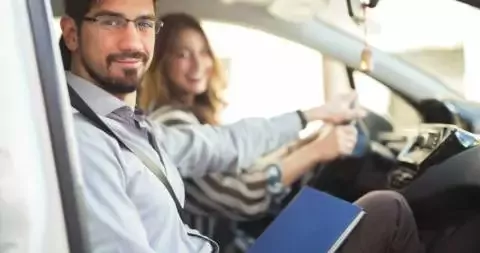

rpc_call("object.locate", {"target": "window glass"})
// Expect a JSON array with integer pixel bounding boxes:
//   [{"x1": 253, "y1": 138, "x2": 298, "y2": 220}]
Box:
[
  {"x1": 323, "y1": 0, "x2": 475, "y2": 101},
  {"x1": 353, "y1": 71, "x2": 421, "y2": 129},
  {"x1": 201, "y1": 21, "x2": 325, "y2": 123}
]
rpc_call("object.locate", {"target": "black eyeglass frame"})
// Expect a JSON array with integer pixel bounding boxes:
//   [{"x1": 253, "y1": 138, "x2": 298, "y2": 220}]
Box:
[{"x1": 83, "y1": 15, "x2": 164, "y2": 34}]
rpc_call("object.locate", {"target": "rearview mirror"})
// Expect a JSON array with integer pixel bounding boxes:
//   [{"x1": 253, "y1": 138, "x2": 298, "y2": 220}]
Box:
[{"x1": 346, "y1": 0, "x2": 380, "y2": 23}]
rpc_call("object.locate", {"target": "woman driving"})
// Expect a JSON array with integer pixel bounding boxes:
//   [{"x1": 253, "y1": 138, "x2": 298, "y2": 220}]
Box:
[{"x1": 138, "y1": 12, "x2": 361, "y2": 249}]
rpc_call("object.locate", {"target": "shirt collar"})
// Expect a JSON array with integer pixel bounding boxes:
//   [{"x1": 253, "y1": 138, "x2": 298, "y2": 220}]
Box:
[{"x1": 66, "y1": 71, "x2": 128, "y2": 117}]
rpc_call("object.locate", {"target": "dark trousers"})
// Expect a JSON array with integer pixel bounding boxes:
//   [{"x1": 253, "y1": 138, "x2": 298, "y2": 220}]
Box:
[{"x1": 339, "y1": 191, "x2": 480, "y2": 253}]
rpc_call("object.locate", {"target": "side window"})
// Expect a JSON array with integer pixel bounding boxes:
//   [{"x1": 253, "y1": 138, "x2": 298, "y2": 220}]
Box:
[
  {"x1": 353, "y1": 71, "x2": 422, "y2": 129},
  {"x1": 201, "y1": 21, "x2": 325, "y2": 123}
]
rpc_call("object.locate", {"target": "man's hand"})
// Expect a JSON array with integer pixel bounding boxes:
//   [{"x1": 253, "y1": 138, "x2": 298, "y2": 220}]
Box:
[
  {"x1": 303, "y1": 92, "x2": 367, "y2": 124},
  {"x1": 309, "y1": 124, "x2": 358, "y2": 163}
]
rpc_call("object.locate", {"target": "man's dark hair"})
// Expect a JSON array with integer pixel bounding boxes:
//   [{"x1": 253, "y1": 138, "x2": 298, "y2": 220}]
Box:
[
  {"x1": 59, "y1": 37, "x2": 71, "y2": 70},
  {"x1": 64, "y1": 1, "x2": 92, "y2": 24},
  {"x1": 64, "y1": 0, "x2": 158, "y2": 24}
]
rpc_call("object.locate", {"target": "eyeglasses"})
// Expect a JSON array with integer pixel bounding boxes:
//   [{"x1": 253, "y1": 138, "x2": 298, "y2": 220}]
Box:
[{"x1": 83, "y1": 15, "x2": 163, "y2": 34}]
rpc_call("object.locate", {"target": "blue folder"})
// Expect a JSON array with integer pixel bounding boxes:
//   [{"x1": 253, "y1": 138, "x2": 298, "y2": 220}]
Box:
[{"x1": 248, "y1": 187, "x2": 365, "y2": 253}]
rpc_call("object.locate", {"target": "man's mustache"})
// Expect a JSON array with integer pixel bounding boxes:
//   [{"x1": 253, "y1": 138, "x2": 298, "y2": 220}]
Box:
[{"x1": 107, "y1": 51, "x2": 148, "y2": 67}]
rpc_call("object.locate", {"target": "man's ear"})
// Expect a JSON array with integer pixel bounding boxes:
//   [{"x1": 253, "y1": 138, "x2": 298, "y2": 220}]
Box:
[{"x1": 60, "y1": 16, "x2": 79, "y2": 51}]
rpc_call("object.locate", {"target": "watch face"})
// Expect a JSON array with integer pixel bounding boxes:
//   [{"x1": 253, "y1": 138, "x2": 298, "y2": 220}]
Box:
[
  {"x1": 267, "y1": 164, "x2": 280, "y2": 180},
  {"x1": 266, "y1": 164, "x2": 283, "y2": 194}
]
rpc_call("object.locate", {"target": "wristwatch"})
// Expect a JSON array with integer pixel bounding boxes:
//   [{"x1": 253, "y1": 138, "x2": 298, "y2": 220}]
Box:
[
  {"x1": 265, "y1": 163, "x2": 285, "y2": 195},
  {"x1": 296, "y1": 110, "x2": 308, "y2": 129}
]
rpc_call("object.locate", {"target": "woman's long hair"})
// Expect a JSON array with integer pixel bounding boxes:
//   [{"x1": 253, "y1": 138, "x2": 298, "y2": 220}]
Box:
[{"x1": 139, "y1": 13, "x2": 227, "y2": 125}]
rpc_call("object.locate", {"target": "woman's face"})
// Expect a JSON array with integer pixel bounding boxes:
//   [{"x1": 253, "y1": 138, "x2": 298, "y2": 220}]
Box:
[{"x1": 166, "y1": 28, "x2": 213, "y2": 96}]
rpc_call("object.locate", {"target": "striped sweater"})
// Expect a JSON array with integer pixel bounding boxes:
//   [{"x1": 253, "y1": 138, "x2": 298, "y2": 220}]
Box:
[{"x1": 149, "y1": 106, "x2": 276, "y2": 223}]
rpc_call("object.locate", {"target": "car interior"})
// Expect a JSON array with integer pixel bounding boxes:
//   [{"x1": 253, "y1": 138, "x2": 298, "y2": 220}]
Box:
[{"x1": 4, "y1": 0, "x2": 480, "y2": 252}]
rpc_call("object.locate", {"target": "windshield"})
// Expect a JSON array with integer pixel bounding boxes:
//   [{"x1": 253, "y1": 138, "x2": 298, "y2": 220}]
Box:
[{"x1": 321, "y1": 0, "x2": 479, "y2": 102}]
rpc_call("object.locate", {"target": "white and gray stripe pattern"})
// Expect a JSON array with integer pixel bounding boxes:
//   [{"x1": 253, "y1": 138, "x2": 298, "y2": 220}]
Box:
[{"x1": 149, "y1": 106, "x2": 273, "y2": 237}]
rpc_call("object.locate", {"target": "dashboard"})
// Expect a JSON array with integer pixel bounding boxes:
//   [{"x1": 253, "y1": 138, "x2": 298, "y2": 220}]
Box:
[
  {"x1": 310, "y1": 122, "x2": 480, "y2": 224},
  {"x1": 388, "y1": 124, "x2": 480, "y2": 189}
]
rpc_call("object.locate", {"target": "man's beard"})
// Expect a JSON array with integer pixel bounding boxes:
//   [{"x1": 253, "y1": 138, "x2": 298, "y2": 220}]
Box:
[{"x1": 81, "y1": 51, "x2": 148, "y2": 95}]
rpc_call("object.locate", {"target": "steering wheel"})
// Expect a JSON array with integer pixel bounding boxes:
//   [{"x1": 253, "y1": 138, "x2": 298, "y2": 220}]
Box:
[{"x1": 302, "y1": 67, "x2": 398, "y2": 201}]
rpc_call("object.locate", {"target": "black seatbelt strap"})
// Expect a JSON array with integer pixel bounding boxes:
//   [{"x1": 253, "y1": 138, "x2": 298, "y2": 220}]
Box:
[{"x1": 67, "y1": 85, "x2": 185, "y2": 222}]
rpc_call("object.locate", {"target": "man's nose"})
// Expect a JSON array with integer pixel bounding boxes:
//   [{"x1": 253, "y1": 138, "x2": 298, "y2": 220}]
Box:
[{"x1": 118, "y1": 23, "x2": 144, "y2": 52}]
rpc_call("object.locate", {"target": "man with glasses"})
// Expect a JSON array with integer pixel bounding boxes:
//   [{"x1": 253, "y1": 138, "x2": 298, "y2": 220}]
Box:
[{"x1": 59, "y1": 0, "x2": 427, "y2": 252}]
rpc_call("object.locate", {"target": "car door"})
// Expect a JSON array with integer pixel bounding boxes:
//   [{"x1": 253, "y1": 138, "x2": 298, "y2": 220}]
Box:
[{"x1": 0, "y1": 0, "x2": 87, "y2": 252}]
